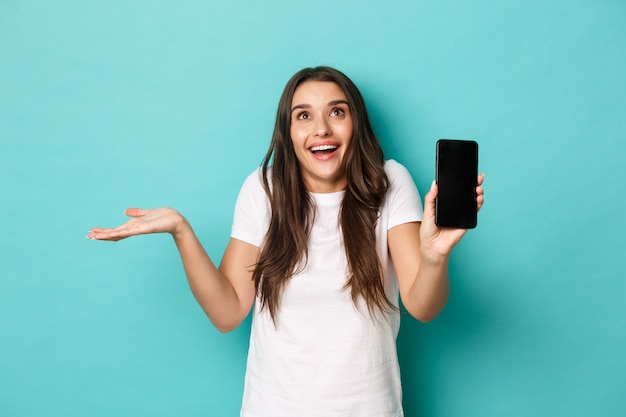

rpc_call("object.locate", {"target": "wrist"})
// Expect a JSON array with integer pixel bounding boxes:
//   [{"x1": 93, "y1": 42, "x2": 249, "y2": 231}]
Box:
[
  {"x1": 420, "y1": 248, "x2": 449, "y2": 267},
  {"x1": 171, "y1": 211, "x2": 192, "y2": 240}
]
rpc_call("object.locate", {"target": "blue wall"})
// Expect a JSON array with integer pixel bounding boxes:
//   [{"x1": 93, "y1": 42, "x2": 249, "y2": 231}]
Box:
[{"x1": 1, "y1": 1, "x2": 624, "y2": 415}]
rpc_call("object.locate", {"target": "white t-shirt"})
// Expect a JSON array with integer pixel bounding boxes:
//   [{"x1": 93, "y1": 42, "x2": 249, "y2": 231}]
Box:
[{"x1": 231, "y1": 160, "x2": 423, "y2": 417}]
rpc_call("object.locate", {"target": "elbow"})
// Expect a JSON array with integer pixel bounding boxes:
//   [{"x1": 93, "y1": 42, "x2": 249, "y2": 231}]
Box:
[
  {"x1": 403, "y1": 289, "x2": 449, "y2": 323},
  {"x1": 406, "y1": 300, "x2": 447, "y2": 323},
  {"x1": 411, "y1": 311, "x2": 439, "y2": 323},
  {"x1": 210, "y1": 314, "x2": 246, "y2": 334},
  {"x1": 215, "y1": 324, "x2": 237, "y2": 334}
]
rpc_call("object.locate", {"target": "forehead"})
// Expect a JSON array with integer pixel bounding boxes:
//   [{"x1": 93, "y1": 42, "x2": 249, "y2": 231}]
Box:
[{"x1": 292, "y1": 81, "x2": 348, "y2": 104}]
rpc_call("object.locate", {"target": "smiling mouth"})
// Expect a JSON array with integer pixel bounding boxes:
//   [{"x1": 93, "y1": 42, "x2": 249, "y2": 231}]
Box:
[{"x1": 310, "y1": 144, "x2": 338, "y2": 154}]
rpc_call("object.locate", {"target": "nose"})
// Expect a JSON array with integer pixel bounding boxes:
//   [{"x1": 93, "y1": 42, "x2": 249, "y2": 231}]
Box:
[{"x1": 313, "y1": 116, "x2": 331, "y2": 137}]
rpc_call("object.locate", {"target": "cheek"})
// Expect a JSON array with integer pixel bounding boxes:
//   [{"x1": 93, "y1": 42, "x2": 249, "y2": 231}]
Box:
[
  {"x1": 290, "y1": 125, "x2": 307, "y2": 146},
  {"x1": 339, "y1": 122, "x2": 354, "y2": 142},
  {"x1": 340, "y1": 116, "x2": 354, "y2": 135}
]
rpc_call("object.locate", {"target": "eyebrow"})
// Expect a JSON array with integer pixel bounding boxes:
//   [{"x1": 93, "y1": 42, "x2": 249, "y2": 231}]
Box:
[{"x1": 290, "y1": 99, "x2": 350, "y2": 113}]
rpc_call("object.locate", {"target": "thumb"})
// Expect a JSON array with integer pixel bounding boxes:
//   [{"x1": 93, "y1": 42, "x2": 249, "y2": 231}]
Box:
[
  {"x1": 425, "y1": 180, "x2": 437, "y2": 205},
  {"x1": 125, "y1": 207, "x2": 147, "y2": 218},
  {"x1": 421, "y1": 180, "x2": 437, "y2": 220}
]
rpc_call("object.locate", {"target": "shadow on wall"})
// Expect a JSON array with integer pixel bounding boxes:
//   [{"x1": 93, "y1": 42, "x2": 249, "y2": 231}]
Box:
[{"x1": 397, "y1": 254, "x2": 513, "y2": 415}]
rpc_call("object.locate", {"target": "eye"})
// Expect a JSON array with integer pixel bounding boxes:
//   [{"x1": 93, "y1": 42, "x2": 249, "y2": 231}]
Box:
[
  {"x1": 296, "y1": 111, "x2": 310, "y2": 120},
  {"x1": 330, "y1": 107, "x2": 345, "y2": 117}
]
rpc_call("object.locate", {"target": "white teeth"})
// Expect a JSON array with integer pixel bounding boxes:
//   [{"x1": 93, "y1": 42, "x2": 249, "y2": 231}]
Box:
[{"x1": 310, "y1": 145, "x2": 338, "y2": 152}]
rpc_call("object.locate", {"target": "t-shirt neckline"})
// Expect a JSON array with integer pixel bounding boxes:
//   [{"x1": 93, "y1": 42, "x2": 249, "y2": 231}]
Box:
[{"x1": 309, "y1": 190, "x2": 345, "y2": 206}]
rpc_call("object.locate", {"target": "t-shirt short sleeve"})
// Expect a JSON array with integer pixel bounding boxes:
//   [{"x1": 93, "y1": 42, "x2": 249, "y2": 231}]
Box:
[
  {"x1": 230, "y1": 169, "x2": 270, "y2": 248},
  {"x1": 231, "y1": 161, "x2": 422, "y2": 246},
  {"x1": 384, "y1": 160, "x2": 424, "y2": 229}
]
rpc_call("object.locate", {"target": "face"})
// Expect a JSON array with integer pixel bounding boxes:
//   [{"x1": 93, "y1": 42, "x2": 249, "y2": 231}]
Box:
[{"x1": 290, "y1": 81, "x2": 353, "y2": 193}]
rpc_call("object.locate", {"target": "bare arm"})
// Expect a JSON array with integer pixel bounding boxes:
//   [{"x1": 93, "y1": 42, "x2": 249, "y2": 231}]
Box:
[
  {"x1": 389, "y1": 175, "x2": 484, "y2": 322},
  {"x1": 388, "y1": 221, "x2": 450, "y2": 322},
  {"x1": 88, "y1": 208, "x2": 258, "y2": 332}
]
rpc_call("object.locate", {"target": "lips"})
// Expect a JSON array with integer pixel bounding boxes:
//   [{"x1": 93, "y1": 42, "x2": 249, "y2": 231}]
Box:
[{"x1": 308, "y1": 143, "x2": 340, "y2": 161}]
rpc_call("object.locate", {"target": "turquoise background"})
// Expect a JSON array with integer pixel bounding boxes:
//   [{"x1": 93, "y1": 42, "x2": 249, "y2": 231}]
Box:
[{"x1": 1, "y1": 0, "x2": 625, "y2": 415}]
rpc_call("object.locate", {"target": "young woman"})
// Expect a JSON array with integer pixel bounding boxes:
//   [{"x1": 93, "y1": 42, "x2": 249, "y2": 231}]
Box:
[{"x1": 88, "y1": 66, "x2": 485, "y2": 417}]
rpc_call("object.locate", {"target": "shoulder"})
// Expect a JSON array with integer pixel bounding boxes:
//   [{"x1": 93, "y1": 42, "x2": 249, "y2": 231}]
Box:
[
  {"x1": 238, "y1": 167, "x2": 267, "y2": 196},
  {"x1": 241, "y1": 167, "x2": 264, "y2": 188},
  {"x1": 384, "y1": 159, "x2": 414, "y2": 185},
  {"x1": 382, "y1": 159, "x2": 423, "y2": 225},
  {"x1": 231, "y1": 167, "x2": 271, "y2": 246},
  {"x1": 234, "y1": 167, "x2": 270, "y2": 211}
]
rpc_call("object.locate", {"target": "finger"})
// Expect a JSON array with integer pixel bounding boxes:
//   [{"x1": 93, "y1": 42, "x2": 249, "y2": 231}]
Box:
[
  {"x1": 477, "y1": 195, "x2": 484, "y2": 211},
  {"x1": 125, "y1": 207, "x2": 147, "y2": 218},
  {"x1": 87, "y1": 229, "x2": 129, "y2": 241},
  {"x1": 87, "y1": 224, "x2": 132, "y2": 237},
  {"x1": 423, "y1": 181, "x2": 437, "y2": 213},
  {"x1": 426, "y1": 180, "x2": 438, "y2": 201},
  {"x1": 87, "y1": 227, "x2": 115, "y2": 238},
  {"x1": 86, "y1": 230, "x2": 115, "y2": 240},
  {"x1": 476, "y1": 179, "x2": 485, "y2": 211}
]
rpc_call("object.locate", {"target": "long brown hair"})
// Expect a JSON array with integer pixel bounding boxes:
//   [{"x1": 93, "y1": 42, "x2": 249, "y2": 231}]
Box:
[{"x1": 253, "y1": 66, "x2": 394, "y2": 322}]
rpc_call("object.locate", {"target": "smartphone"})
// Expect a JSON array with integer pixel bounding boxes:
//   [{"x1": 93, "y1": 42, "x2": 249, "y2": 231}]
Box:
[{"x1": 435, "y1": 139, "x2": 479, "y2": 229}]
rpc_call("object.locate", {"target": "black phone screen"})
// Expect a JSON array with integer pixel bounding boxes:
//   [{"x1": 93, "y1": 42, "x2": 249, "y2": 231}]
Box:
[{"x1": 435, "y1": 139, "x2": 478, "y2": 229}]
